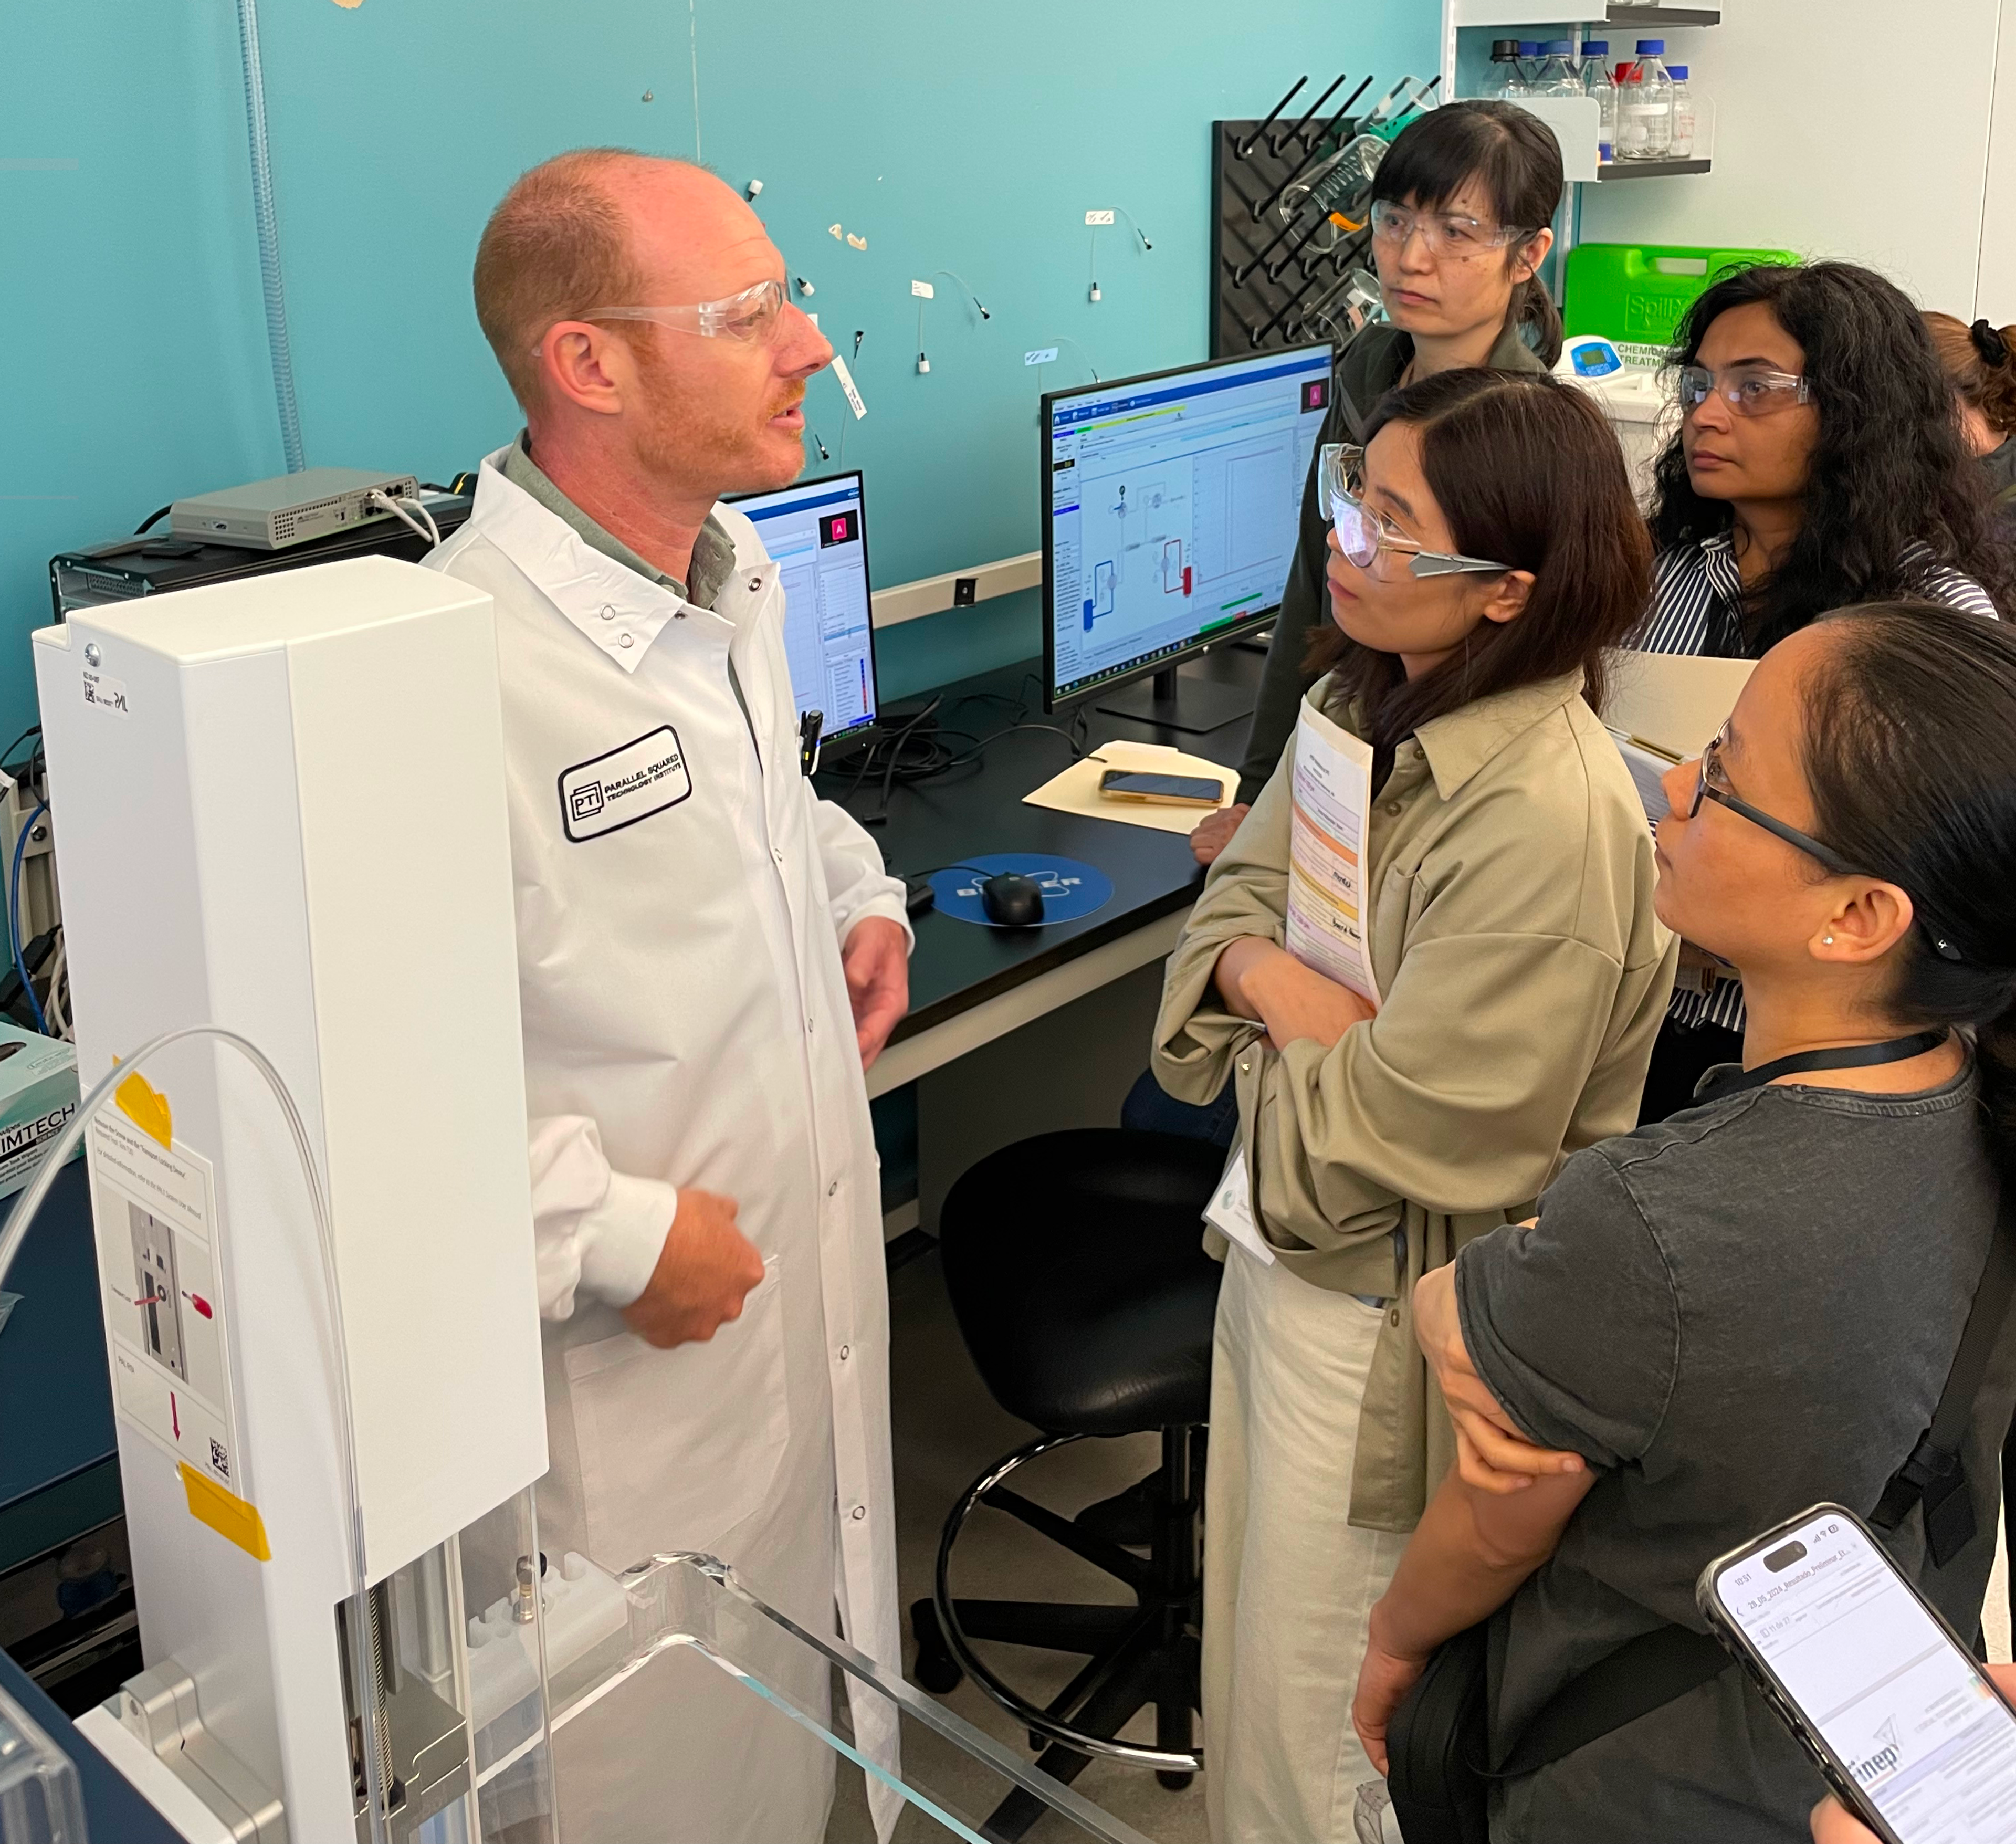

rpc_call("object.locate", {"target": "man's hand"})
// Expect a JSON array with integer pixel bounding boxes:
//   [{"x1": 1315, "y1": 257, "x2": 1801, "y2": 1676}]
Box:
[
  {"x1": 842, "y1": 916, "x2": 909, "y2": 1070},
  {"x1": 1811, "y1": 1664, "x2": 2016, "y2": 1840},
  {"x1": 1414, "y1": 1262, "x2": 1586, "y2": 1495},
  {"x1": 621, "y1": 1189, "x2": 765, "y2": 1349},
  {"x1": 1190, "y1": 803, "x2": 1249, "y2": 866},
  {"x1": 1351, "y1": 1607, "x2": 1432, "y2": 1776},
  {"x1": 1234, "y1": 939, "x2": 1377, "y2": 1051}
]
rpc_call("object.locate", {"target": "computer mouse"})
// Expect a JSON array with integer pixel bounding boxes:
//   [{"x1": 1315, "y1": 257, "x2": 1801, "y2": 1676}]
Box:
[{"x1": 980, "y1": 872, "x2": 1046, "y2": 928}]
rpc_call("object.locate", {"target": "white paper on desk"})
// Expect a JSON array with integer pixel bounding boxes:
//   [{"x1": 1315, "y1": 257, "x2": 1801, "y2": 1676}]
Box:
[
  {"x1": 1205, "y1": 1148, "x2": 1275, "y2": 1266},
  {"x1": 1285, "y1": 702, "x2": 1381, "y2": 1004}
]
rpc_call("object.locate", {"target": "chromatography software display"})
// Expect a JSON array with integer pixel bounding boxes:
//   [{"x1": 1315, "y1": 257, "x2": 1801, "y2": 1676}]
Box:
[{"x1": 1048, "y1": 349, "x2": 1331, "y2": 698}]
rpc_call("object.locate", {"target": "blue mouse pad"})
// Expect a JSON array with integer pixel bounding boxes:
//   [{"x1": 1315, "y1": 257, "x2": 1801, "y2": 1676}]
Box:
[{"x1": 928, "y1": 853, "x2": 1114, "y2": 927}]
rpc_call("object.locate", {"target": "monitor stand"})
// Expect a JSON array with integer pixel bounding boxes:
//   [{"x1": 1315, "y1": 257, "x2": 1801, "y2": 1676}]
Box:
[{"x1": 1095, "y1": 662, "x2": 1255, "y2": 735}]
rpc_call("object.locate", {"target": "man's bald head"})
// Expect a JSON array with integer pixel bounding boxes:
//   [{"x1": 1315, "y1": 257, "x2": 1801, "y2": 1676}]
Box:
[{"x1": 474, "y1": 148, "x2": 728, "y2": 410}]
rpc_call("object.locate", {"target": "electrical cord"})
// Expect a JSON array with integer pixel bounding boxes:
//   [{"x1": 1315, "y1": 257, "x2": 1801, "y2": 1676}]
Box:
[
  {"x1": 829, "y1": 695, "x2": 1091, "y2": 825},
  {"x1": 10, "y1": 803, "x2": 49, "y2": 1034},
  {"x1": 368, "y1": 490, "x2": 442, "y2": 548},
  {"x1": 135, "y1": 505, "x2": 172, "y2": 536}
]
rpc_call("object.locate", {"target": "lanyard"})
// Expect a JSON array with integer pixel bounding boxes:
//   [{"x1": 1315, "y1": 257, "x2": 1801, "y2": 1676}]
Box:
[{"x1": 1696, "y1": 1030, "x2": 1949, "y2": 1104}]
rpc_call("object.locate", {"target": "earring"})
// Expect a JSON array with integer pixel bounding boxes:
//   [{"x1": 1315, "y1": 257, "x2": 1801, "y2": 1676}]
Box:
[{"x1": 1823, "y1": 934, "x2": 1835, "y2": 946}]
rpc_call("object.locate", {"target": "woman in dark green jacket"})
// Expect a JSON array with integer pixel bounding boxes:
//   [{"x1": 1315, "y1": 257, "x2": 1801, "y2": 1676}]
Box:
[{"x1": 1204, "y1": 102, "x2": 1568, "y2": 836}]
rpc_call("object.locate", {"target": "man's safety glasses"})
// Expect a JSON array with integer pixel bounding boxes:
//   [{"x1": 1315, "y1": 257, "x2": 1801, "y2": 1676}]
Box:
[
  {"x1": 539, "y1": 278, "x2": 790, "y2": 352},
  {"x1": 1318, "y1": 445, "x2": 1511, "y2": 580},
  {"x1": 1675, "y1": 363, "x2": 1812, "y2": 418},
  {"x1": 1368, "y1": 198, "x2": 1535, "y2": 261}
]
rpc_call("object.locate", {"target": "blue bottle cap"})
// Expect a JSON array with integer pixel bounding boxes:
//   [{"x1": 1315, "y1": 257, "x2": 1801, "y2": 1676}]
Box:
[
  {"x1": 1667, "y1": 64, "x2": 1688, "y2": 78},
  {"x1": 1542, "y1": 39, "x2": 1573, "y2": 53},
  {"x1": 1636, "y1": 38, "x2": 1665, "y2": 54},
  {"x1": 1519, "y1": 41, "x2": 1542, "y2": 55},
  {"x1": 1581, "y1": 40, "x2": 1609, "y2": 53}
]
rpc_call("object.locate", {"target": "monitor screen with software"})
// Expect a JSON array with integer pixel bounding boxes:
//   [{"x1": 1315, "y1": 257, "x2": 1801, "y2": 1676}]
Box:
[
  {"x1": 1042, "y1": 342, "x2": 1332, "y2": 732},
  {"x1": 729, "y1": 469, "x2": 880, "y2": 748}
]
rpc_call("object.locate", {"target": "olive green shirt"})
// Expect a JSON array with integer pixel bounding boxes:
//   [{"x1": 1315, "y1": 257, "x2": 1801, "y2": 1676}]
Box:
[
  {"x1": 1236, "y1": 319, "x2": 1550, "y2": 801},
  {"x1": 1152, "y1": 670, "x2": 1676, "y2": 1531}
]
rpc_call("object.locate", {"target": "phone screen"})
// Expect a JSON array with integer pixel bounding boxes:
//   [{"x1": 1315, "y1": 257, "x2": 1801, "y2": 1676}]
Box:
[
  {"x1": 1100, "y1": 772, "x2": 1224, "y2": 802},
  {"x1": 1712, "y1": 1508, "x2": 2016, "y2": 1841}
]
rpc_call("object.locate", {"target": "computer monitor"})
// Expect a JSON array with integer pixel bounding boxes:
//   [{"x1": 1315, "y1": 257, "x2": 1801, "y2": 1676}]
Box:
[
  {"x1": 1042, "y1": 342, "x2": 1334, "y2": 733},
  {"x1": 729, "y1": 469, "x2": 881, "y2": 752}
]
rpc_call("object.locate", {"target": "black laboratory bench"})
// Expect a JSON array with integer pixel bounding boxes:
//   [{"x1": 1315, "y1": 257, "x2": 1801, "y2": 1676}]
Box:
[{"x1": 818, "y1": 643, "x2": 1264, "y2": 1101}]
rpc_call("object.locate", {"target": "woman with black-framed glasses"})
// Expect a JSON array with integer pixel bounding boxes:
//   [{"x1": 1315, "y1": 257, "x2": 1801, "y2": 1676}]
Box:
[
  {"x1": 1632, "y1": 260, "x2": 2010, "y2": 1122},
  {"x1": 1351, "y1": 602, "x2": 2016, "y2": 1843}
]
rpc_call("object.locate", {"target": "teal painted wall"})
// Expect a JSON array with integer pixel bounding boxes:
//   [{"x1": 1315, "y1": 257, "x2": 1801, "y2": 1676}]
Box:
[{"x1": 2, "y1": 1, "x2": 1436, "y2": 740}]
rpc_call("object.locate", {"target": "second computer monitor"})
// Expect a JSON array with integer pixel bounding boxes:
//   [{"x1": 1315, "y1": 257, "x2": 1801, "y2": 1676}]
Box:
[
  {"x1": 1043, "y1": 342, "x2": 1332, "y2": 732},
  {"x1": 729, "y1": 469, "x2": 880, "y2": 751}
]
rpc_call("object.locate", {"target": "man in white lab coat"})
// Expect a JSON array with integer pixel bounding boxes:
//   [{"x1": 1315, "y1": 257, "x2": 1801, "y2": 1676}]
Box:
[{"x1": 427, "y1": 149, "x2": 909, "y2": 1842}]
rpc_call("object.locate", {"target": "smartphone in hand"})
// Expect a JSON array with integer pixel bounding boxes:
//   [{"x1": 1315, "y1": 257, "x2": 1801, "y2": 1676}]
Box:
[{"x1": 1698, "y1": 1503, "x2": 2016, "y2": 1843}]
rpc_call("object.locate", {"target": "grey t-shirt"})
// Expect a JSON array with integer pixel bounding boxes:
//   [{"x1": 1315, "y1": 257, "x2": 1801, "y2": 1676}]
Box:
[{"x1": 1455, "y1": 1061, "x2": 2013, "y2": 1843}]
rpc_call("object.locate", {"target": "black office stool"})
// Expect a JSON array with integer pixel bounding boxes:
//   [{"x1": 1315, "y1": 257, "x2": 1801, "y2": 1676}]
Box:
[{"x1": 912, "y1": 1128, "x2": 1224, "y2": 1840}]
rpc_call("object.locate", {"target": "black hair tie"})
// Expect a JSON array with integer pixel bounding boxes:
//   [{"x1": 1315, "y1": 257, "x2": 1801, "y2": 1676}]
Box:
[{"x1": 1970, "y1": 318, "x2": 2008, "y2": 367}]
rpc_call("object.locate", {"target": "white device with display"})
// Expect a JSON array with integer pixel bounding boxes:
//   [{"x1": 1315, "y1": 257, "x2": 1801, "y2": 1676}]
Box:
[
  {"x1": 1699, "y1": 1503, "x2": 2016, "y2": 1844},
  {"x1": 1553, "y1": 336, "x2": 1671, "y2": 505}
]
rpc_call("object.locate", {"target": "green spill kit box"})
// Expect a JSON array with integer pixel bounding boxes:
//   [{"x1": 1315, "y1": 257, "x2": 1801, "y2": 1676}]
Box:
[
  {"x1": 1564, "y1": 243, "x2": 1802, "y2": 364},
  {"x1": 0, "y1": 1019, "x2": 80, "y2": 1200}
]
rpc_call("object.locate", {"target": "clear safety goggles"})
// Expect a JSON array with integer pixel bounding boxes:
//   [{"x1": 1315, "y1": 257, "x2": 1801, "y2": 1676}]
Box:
[
  {"x1": 541, "y1": 278, "x2": 790, "y2": 352},
  {"x1": 1676, "y1": 363, "x2": 1812, "y2": 418},
  {"x1": 1368, "y1": 198, "x2": 1536, "y2": 261},
  {"x1": 1318, "y1": 445, "x2": 1511, "y2": 579}
]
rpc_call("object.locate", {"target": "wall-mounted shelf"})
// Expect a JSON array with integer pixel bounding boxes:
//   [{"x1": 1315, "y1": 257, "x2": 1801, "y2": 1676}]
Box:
[
  {"x1": 1598, "y1": 157, "x2": 1713, "y2": 179},
  {"x1": 1448, "y1": 0, "x2": 1720, "y2": 23},
  {"x1": 1605, "y1": 5, "x2": 1720, "y2": 25}
]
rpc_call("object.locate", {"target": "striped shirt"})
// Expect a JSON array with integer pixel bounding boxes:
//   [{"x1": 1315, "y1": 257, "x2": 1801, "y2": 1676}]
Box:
[{"x1": 1634, "y1": 532, "x2": 1999, "y2": 1033}]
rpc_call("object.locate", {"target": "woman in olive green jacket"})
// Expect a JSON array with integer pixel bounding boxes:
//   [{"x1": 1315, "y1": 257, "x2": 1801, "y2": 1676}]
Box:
[{"x1": 1151, "y1": 370, "x2": 1675, "y2": 1843}]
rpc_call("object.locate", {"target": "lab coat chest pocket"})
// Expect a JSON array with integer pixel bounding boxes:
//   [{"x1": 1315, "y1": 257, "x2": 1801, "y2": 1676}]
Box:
[{"x1": 560, "y1": 1255, "x2": 791, "y2": 1569}]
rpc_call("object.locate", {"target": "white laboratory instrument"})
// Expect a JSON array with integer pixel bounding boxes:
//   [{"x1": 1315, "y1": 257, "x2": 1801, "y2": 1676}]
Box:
[
  {"x1": 1555, "y1": 337, "x2": 1673, "y2": 506},
  {"x1": 21, "y1": 557, "x2": 1161, "y2": 1844}
]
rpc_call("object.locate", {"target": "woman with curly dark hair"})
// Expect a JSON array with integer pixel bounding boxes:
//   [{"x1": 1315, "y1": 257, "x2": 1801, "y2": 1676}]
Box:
[{"x1": 1634, "y1": 260, "x2": 2010, "y2": 1120}]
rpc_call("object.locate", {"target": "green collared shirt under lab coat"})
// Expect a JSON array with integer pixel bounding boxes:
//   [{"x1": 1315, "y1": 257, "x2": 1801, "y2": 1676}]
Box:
[{"x1": 1152, "y1": 670, "x2": 1677, "y2": 1531}]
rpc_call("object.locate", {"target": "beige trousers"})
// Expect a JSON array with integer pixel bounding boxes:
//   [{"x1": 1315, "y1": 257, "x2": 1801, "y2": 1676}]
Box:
[{"x1": 1203, "y1": 1245, "x2": 1411, "y2": 1844}]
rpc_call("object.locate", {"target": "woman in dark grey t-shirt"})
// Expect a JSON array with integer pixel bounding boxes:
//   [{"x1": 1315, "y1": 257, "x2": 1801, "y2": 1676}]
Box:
[{"x1": 1349, "y1": 601, "x2": 2016, "y2": 1842}]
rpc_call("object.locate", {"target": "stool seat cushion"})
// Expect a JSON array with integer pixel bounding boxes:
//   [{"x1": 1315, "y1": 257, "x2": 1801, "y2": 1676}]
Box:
[{"x1": 938, "y1": 1128, "x2": 1226, "y2": 1437}]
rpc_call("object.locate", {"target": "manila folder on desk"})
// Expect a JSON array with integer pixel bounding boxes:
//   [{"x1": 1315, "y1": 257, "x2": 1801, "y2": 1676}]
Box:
[{"x1": 1600, "y1": 649, "x2": 1756, "y2": 761}]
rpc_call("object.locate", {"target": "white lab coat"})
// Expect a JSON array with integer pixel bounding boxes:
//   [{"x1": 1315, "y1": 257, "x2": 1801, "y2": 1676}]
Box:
[{"x1": 428, "y1": 453, "x2": 905, "y2": 1842}]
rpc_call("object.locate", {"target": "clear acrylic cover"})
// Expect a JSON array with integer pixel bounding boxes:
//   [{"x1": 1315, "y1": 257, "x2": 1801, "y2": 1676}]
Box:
[{"x1": 0, "y1": 1686, "x2": 87, "y2": 1844}]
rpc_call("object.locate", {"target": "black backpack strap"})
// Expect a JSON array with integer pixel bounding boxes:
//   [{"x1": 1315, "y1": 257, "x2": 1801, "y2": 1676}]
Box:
[
  {"x1": 1495, "y1": 1625, "x2": 1731, "y2": 1779},
  {"x1": 1870, "y1": 1191, "x2": 2016, "y2": 1567}
]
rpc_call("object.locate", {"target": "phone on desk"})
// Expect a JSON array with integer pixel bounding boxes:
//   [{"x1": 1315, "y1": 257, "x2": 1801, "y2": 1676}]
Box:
[
  {"x1": 1697, "y1": 1503, "x2": 2016, "y2": 1843},
  {"x1": 1097, "y1": 769, "x2": 1225, "y2": 808}
]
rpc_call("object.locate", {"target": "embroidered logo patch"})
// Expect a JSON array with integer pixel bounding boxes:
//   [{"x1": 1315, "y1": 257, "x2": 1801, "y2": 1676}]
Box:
[{"x1": 558, "y1": 726, "x2": 692, "y2": 842}]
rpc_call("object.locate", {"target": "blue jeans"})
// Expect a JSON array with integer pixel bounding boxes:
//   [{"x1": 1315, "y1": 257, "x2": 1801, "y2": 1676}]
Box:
[{"x1": 1122, "y1": 1067, "x2": 1240, "y2": 1150}]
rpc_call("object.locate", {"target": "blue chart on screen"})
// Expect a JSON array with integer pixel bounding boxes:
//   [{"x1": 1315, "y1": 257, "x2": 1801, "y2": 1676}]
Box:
[{"x1": 928, "y1": 854, "x2": 1114, "y2": 927}]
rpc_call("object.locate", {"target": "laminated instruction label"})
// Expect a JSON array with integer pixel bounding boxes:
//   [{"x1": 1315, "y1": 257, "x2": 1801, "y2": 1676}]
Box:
[
  {"x1": 89, "y1": 1113, "x2": 242, "y2": 1495},
  {"x1": 1285, "y1": 701, "x2": 1381, "y2": 1005}
]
